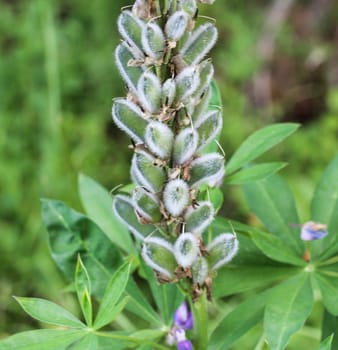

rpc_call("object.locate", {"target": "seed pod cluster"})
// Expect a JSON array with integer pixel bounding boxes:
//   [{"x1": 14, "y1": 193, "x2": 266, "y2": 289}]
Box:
[{"x1": 112, "y1": 0, "x2": 238, "y2": 298}]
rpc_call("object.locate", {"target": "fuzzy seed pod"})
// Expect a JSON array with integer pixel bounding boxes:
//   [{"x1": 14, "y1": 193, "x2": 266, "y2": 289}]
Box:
[
  {"x1": 175, "y1": 66, "x2": 200, "y2": 103},
  {"x1": 179, "y1": 0, "x2": 198, "y2": 17},
  {"x1": 132, "y1": 187, "x2": 162, "y2": 223},
  {"x1": 113, "y1": 194, "x2": 155, "y2": 240},
  {"x1": 118, "y1": 11, "x2": 145, "y2": 59},
  {"x1": 195, "y1": 109, "x2": 223, "y2": 151},
  {"x1": 142, "y1": 22, "x2": 165, "y2": 60},
  {"x1": 165, "y1": 11, "x2": 189, "y2": 42},
  {"x1": 137, "y1": 71, "x2": 162, "y2": 114},
  {"x1": 163, "y1": 179, "x2": 190, "y2": 217},
  {"x1": 185, "y1": 201, "x2": 214, "y2": 236},
  {"x1": 174, "y1": 232, "x2": 200, "y2": 268},
  {"x1": 191, "y1": 257, "x2": 209, "y2": 285},
  {"x1": 180, "y1": 23, "x2": 218, "y2": 65},
  {"x1": 207, "y1": 233, "x2": 239, "y2": 270},
  {"x1": 131, "y1": 150, "x2": 166, "y2": 192},
  {"x1": 162, "y1": 78, "x2": 177, "y2": 107},
  {"x1": 142, "y1": 237, "x2": 177, "y2": 278},
  {"x1": 112, "y1": 98, "x2": 148, "y2": 144},
  {"x1": 145, "y1": 121, "x2": 174, "y2": 159},
  {"x1": 115, "y1": 43, "x2": 144, "y2": 95},
  {"x1": 189, "y1": 153, "x2": 225, "y2": 188},
  {"x1": 173, "y1": 128, "x2": 199, "y2": 165}
]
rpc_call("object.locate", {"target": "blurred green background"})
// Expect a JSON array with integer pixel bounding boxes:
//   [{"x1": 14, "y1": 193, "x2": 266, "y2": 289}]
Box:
[{"x1": 0, "y1": 0, "x2": 337, "y2": 336}]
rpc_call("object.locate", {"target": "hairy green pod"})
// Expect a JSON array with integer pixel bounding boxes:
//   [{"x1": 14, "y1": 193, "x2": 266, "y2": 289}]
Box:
[
  {"x1": 165, "y1": 11, "x2": 189, "y2": 42},
  {"x1": 131, "y1": 150, "x2": 166, "y2": 192},
  {"x1": 115, "y1": 43, "x2": 144, "y2": 95},
  {"x1": 189, "y1": 153, "x2": 225, "y2": 188},
  {"x1": 112, "y1": 98, "x2": 148, "y2": 144},
  {"x1": 145, "y1": 121, "x2": 174, "y2": 159},
  {"x1": 132, "y1": 187, "x2": 162, "y2": 223},
  {"x1": 195, "y1": 109, "x2": 222, "y2": 151},
  {"x1": 113, "y1": 194, "x2": 155, "y2": 240},
  {"x1": 185, "y1": 201, "x2": 214, "y2": 236},
  {"x1": 118, "y1": 10, "x2": 145, "y2": 58},
  {"x1": 163, "y1": 179, "x2": 190, "y2": 217},
  {"x1": 191, "y1": 257, "x2": 209, "y2": 285},
  {"x1": 142, "y1": 22, "x2": 165, "y2": 60},
  {"x1": 137, "y1": 72, "x2": 162, "y2": 113},
  {"x1": 193, "y1": 60, "x2": 214, "y2": 100},
  {"x1": 179, "y1": 0, "x2": 198, "y2": 17},
  {"x1": 174, "y1": 232, "x2": 199, "y2": 268},
  {"x1": 173, "y1": 128, "x2": 199, "y2": 165},
  {"x1": 207, "y1": 233, "x2": 239, "y2": 270},
  {"x1": 142, "y1": 237, "x2": 177, "y2": 278},
  {"x1": 175, "y1": 66, "x2": 200, "y2": 103},
  {"x1": 180, "y1": 23, "x2": 218, "y2": 65},
  {"x1": 162, "y1": 78, "x2": 177, "y2": 107}
]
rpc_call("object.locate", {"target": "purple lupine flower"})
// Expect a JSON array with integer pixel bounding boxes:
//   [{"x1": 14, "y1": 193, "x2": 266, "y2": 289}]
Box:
[
  {"x1": 174, "y1": 301, "x2": 193, "y2": 330},
  {"x1": 177, "y1": 339, "x2": 193, "y2": 350},
  {"x1": 301, "y1": 221, "x2": 328, "y2": 241}
]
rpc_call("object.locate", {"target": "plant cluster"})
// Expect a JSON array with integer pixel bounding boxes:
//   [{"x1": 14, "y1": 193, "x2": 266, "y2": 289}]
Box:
[
  {"x1": 112, "y1": 0, "x2": 238, "y2": 301},
  {"x1": 0, "y1": 1, "x2": 337, "y2": 350}
]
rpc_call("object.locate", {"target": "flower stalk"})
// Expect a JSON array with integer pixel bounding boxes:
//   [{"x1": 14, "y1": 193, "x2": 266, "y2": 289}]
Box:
[{"x1": 112, "y1": 0, "x2": 239, "y2": 345}]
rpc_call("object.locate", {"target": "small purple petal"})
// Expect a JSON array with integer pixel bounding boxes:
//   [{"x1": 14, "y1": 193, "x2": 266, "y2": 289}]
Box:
[
  {"x1": 174, "y1": 302, "x2": 194, "y2": 329},
  {"x1": 175, "y1": 328, "x2": 186, "y2": 343},
  {"x1": 301, "y1": 221, "x2": 328, "y2": 241},
  {"x1": 177, "y1": 340, "x2": 193, "y2": 350}
]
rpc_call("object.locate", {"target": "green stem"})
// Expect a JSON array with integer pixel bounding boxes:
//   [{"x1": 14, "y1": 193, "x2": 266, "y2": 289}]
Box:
[{"x1": 191, "y1": 292, "x2": 208, "y2": 350}]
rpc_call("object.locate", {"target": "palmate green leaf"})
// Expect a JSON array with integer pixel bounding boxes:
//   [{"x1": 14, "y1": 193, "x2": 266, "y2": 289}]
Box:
[
  {"x1": 78, "y1": 174, "x2": 136, "y2": 255},
  {"x1": 317, "y1": 335, "x2": 334, "y2": 350},
  {"x1": 125, "y1": 278, "x2": 163, "y2": 326},
  {"x1": 75, "y1": 256, "x2": 92, "y2": 326},
  {"x1": 94, "y1": 262, "x2": 131, "y2": 330},
  {"x1": 91, "y1": 331, "x2": 169, "y2": 350},
  {"x1": 314, "y1": 272, "x2": 338, "y2": 316},
  {"x1": 249, "y1": 229, "x2": 305, "y2": 266},
  {"x1": 227, "y1": 123, "x2": 299, "y2": 174},
  {"x1": 41, "y1": 199, "x2": 123, "y2": 298},
  {"x1": 213, "y1": 265, "x2": 300, "y2": 298},
  {"x1": 0, "y1": 330, "x2": 84, "y2": 350},
  {"x1": 142, "y1": 263, "x2": 183, "y2": 324},
  {"x1": 310, "y1": 156, "x2": 338, "y2": 261},
  {"x1": 67, "y1": 333, "x2": 98, "y2": 350},
  {"x1": 225, "y1": 162, "x2": 287, "y2": 185},
  {"x1": 13, "y1": 297, "x2": 85, "y2": 329},
  {"x1": 209, "y1": 289, "x2": 271, "y2": 350},
  {"x1": 242, "y1": 174, "x2": 303, "y2": 256},
  {"x1": 322, "y1": 311, "x2": 338, "y2": 350},
  {"x1": 264, "y1": 273, "x2": 314, "y2": 350}
]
